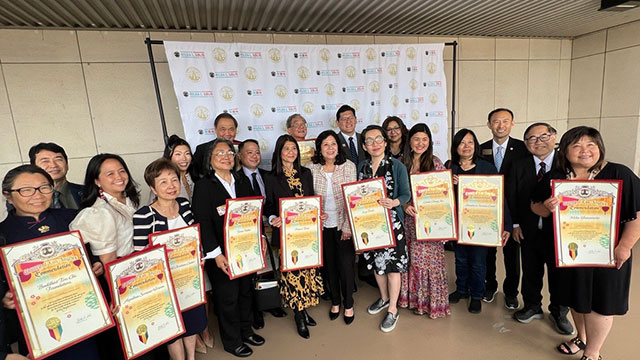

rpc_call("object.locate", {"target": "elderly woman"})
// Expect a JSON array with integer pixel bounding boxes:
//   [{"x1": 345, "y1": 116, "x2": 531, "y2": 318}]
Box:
[
  {"x1": 308, "y1": 130, "x2": 357, "y2": 324},
  {"x1": 191, "y1": 139, "x2": 264, "y2": 358},
  {"x1": 382, "y1": 116, "x2": 408, "y2": 160},
  {"x1": 0, "y1": 165, "x2": 101, "y2": 359},
  {"x1": 357, "y1": 125, "x2": 411, "y2": 333},
  {"x1": 532, "y1": 126, "x2": 640, "y2": 360},
  {"x1": 133, "y1": 158, "x2": 207, "y2": 360}
]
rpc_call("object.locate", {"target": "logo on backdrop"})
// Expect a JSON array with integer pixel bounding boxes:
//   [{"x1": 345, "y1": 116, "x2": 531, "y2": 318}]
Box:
[
  {"x1": 366, "y1": 48, "x2": 376, "y2": 61},
  {"x1": 245, "y1": 67, "x2": 258, "y2": 81},
  {"x1": 302, "y1": 102, "x2": 314, "y2": 115},
  {"x1": 195, "y1": 106, "x2": 210, "y2": 121},
  {"x1": 275, "y1": 85, "x2": 288, "y2": 99},
  {"x1": 186, "y1": 67, "x2": 201, "y2": 82},
  {"x1": 407, "y1": 47, "x2": 417, "y2": 59},
  {"x1": 409, "y1": 79, "x2": 418, "y2": 90},
  {"x1": 369, "y1": 81, "x2": 380, "y2": 93},
  {"x1": 297, "y1": 66, "x2": 310, "y2": 80},
  {"x1": 212, "y1": 48, "x2": 226, "y2": 63},
  {"x1": 427, "y1": 62, "x2": 437, "y2": 74},
  {"x1": 320, "y1": 48, "x2": 331, "y2": 62},
  {"x1": 269, "y1": 48, "x2": 281, "y2": 63},
  {"x1": 429, "y1": 93, "x2": 438, "y2": 105},
  {"x1": 220, "y1": 87, "x2": 234, "y2": 101},
  {"x1": 251, "y1": 104, "x2": 264, "y2": 118},
  {"x1": 324, "y1": 84, "x2": 336, "y2": 96},
  {"x1": 345, "y1": 66, "x2": 356, "y2": 79}
]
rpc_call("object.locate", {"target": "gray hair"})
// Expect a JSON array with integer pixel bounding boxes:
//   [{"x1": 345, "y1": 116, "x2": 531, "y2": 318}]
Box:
[{"x1": 286, "y1": 114, "x2": 306, "y2": 129}]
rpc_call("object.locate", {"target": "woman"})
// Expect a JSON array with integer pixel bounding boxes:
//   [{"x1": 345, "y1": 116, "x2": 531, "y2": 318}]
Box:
[
  {"x1": 446, "y1": 129, "x2": 511, "y2": 314},
  {"x1": 191, "y1": 139, "x2": 264, "y2": 358},
  {"x1": 0, "y1": 165, "x2": 101, "y2": 359},
  {"x1": 264, "y1": 135, "x2": 323, "y2": 339},
  {"x1": 398, "y1": 124, "x2": 450, "y2": 319},
  {"x1": 532, "y1": 127, "x2": 640, "y2": 360},
  {"x1": 308, "y1": 130, "x2": 357, "y2": 324},
  {"x1": 133, "y1": 159, "x2": 207, "y2": 360},
  {"x1": 357, "y1": 125, "x2": 410, "y2": 333},
  {"x1": 382, "y1": 116, "x2": 408, "y2": 160}
]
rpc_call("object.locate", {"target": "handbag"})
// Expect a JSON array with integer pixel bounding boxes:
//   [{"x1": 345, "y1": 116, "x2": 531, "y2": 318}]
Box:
[{"x1": 253, "y1": 240, "x2": 282, "y2": 311}]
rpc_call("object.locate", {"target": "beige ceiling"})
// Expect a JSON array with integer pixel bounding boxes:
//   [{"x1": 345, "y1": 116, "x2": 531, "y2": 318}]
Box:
[{"x1": 1, "y1": 0, "x2": 640, "y2": 38}]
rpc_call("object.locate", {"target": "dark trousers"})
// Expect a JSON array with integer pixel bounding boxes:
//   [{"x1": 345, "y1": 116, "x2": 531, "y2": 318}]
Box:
[
  {"x1": 485, "y1": 235, "x2": 520, "y2": 297},
  {"x1": 520, "y1": 227, "x2": 568, "y2": 316},
  {"x1": 455, "y1": 244, "x2": 488, "y2": 299},
  {"x1": 206, "y1": 260, "x2": 254, "y2": 352},
  {"x1": 323, "y1": 227, "x2": 355, "y2": 308}
]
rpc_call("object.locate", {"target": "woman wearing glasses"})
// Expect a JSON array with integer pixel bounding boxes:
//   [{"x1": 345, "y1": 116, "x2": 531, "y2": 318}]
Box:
[
  {"x1": 0, "y1": 165, "x2": 101, "y2": 359},
  {"x1": 357, "y1": 125, "x2": 411, "y2": 333},
  {"x1": 382, "y1": 116, "x2": 409, "y2": 160},
  {"x1": 191, "y1": 139, "x2": 265, "y2": 358}
]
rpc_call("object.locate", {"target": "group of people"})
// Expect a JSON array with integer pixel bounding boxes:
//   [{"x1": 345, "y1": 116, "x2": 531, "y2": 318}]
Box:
[{"x1": 0, "y1": 104, "x2": 637, "y2": 360}]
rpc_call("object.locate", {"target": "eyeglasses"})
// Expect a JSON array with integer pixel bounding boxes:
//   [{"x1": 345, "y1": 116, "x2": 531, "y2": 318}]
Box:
[
  {"x1": 525, "y1": 133, "x2": 553, "y2": 144},
  {"x1": 364, "y1": 136, "x2": 385, "y2": 146},
  {"x1": 214, "y1": 150, "x2": 236, "y2": 158},
  {"x1": 339, "y1": 115, "x2": 356, "y2": 122},
  {"x1": 290, "y1": 122, "x2": 307, "y2": 129},
  {"x1": 7, "y1": 184, "x2": 54, "y2": 197},
  {"x1": 385, "y1": 126, "x2": 401, "y2": 133}
]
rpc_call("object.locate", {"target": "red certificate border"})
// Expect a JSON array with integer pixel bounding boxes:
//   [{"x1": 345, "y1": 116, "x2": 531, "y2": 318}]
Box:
[
  {"x1": 341, "y1": 177, "x2": 397, "y2": 253},
  {"x1": 0, "y1": 230, "x2": 115, "y2": 360},
  {"x1": 411, "y1": 169, "x2": 458, "y2": 241},
  {"x1": 551, "y1": 179, "x2": 622, "y2": 268},
  {"x1": 279, "y1": 195, "x2": 324, "y2": 272},
  {"x1": 223, "y1": 196, "x2": 267, "y2": 279},
  {"x1": 148, "y1": 223, "x2": 207, "y2": 311},
  {"x1": 105, "y1": 245, "x2": 186, "y2": 360},
  {"x1": 456, "y1": 174, "x2": 505, "y2": 247}
]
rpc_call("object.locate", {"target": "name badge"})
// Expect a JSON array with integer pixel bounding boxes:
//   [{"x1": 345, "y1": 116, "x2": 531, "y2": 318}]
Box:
[
  {"x1": 216, "y1": 205, "x2": 226, "y2": 216},
  {"x1": 482, "y1": 149, "x2": 492, "y2": 156}
]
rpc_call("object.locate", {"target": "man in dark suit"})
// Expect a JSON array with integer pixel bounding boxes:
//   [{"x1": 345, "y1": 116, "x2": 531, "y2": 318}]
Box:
[
  {"x1": 480, "y1": 108, "x2": 528, "y2": 309},
  {"x1": 28, "y1": 142, "x2": 83, "y2": 209},
  {"x1": 335, "y1": 105, "x2": 366, "y2": 166},
  {"x1": 191, "y1": 112, "x2": 239, "y2": 181},
  {"x1": 508, "y1": 123, "x2": 573, "y2": 335}
]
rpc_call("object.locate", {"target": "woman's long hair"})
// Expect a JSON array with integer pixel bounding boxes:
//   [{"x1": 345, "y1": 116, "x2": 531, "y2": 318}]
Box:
[
  {"x1": 383, "y1": 116, "x2": 408, "y2": 154},
  {"x1": 402, "y1": 123, "x2": 435, "y2": 173},
  {"x1": 271, "y1": 134, "x2": 302, "y2": 175},
  {"x1": 80, "y1": 154, "x2": 140, "y2": 209}
]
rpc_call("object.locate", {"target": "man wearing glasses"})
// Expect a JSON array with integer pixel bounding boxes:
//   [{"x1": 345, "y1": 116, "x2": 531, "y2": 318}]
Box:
[
  {"x1": 507, "y1": 123, "x2": 574, "y2": 335},
  {"x1": 335, "y1": 105, "x2": 366, "y2": 166},
  {"x1": 28, "y1": 142, "x2": 83, "y2": 209},
  {"x1": 286, "y1": 114, "x2": 308, "y2": 142}
]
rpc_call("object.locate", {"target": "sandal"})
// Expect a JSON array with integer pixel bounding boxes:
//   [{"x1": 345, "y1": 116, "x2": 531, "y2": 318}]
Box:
[
  {"x1": 579, "y1": 356, "x2": 602, "y2": 360},
  {"x1": 557, "y1": 336, "x2": 586, "y2": 355}
]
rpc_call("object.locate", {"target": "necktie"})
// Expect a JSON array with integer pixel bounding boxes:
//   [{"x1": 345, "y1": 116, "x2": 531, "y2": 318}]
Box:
[
  {"x1": 251, "y1": 172, "x2": 262, "y2": 197},
  {"x1": 495, "y1": 146, "x2": 504, "y2": 171},
  {"x1": 51, "y1": 191, "x2": 62, "y2": 209},
  {"x1": 537, "y1": 162, "x2": 546, "y2": 182},
  {"x1": 348, "y1": 136, "x2": 358, "y2": 164}
]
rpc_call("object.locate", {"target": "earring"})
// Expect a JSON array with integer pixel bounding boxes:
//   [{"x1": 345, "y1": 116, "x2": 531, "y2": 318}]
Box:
[{"x1": 98, "y1": 186, "x2": 104, "y2": 198}]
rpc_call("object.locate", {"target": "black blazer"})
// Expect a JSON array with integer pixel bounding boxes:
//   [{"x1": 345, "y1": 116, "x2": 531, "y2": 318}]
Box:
[
  {"x1": 337, "y1": 132, "x2": 366, "y2": 165},
  {"x1": 480, "y1": 137, "x2": 529, "y2": 177},
  {"x1": 263, "y1": 167, "x2": 315, "y2": 246},
  {"x1": 238, "y1": 167, "x2": 270, "y2": 197},
  {"x1": 190, "y1": 140, "x2": 215, "y2": 181},
  {"x1": 191, "y1": 171, "x2": 254, "y2": 254},
  {"x1": 507, "y1": 151, "x2": 559, "y2": 234}
]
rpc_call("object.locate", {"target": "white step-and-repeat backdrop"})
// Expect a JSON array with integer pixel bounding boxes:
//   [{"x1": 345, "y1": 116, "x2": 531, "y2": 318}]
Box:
[{"x1": 164, "y1": 42, "x2": 448, "y2": 167}]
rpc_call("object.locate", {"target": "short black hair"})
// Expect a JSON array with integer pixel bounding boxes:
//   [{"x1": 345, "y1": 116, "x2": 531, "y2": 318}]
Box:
[
  {"x1": 523, "y1": 122, "x2": 557, "y2": 139},
  {"x1": 557, "y1": 126, "x2": 606, "y2": 176},
  {"x1": 336, "y1": 104, "x2": 356, "y2": 121},
  {"x1": 238, "y1": 139, "x2": 259, "y2": 153},
  {"x1": 214, "y1": 112, "x2": 238, "y2": 128},
  {"x1": 163, "y1": 134, "x2": 192, "y2": 159},
  {"x1": 450, "y1": 128, "x2": 481, "y2": 165},
  {"x1": 360, "y1": 125, "x2": 389, "y2": 159},
  {"x1": 487, "y1": 108, "x2": 514, "y2": 122},
  {"x1": 28, "y1": 142, "x2": 68, "y2": 165},
  {"x1": 311, "y1": 130, "x2": 346, "y2": 166}
]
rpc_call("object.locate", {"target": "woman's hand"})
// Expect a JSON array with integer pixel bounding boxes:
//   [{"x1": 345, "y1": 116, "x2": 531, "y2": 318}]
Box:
[
  {"x1": 7, "y1": 354, "x2": 31, "y2": 360},
  {"x1": 92, "y1": 262, "x2": 104, "y2": 277},
  {"x1": 215, "y1": 254, "x2": 230, "y2": 276},
  {"x1": 501, "y1": 231, "x2": 511, "y2": 246},
  {"x1": 452, "y1": 175, "x2": 459, "y2": 185},
  {"x1": 110, "y1": 303, "x2": 120, "y2": 316},
  {"x1": 270, "y1": 216, "x2": 282, "y2": 228},
  {"x1": 614, "y1": 244, "x2": 632, "y2": 269},
  {"x1": 2, "y1": 291, "x2": 15, "y2": 310},
  {"x1": 341, "y1": 231, "x2": 352, "y2": 240},
  {"x1": 404, "y1": 205, "x2": 417, "y2": 217},
  {"x1": 378, "y1": 197, "x2": 400, "y2": 209},
  {"x1": 320, "y1": 213, "x2": 328, "y2": 221},
  {"x1": 543, "y1": 196, "x2": 559, "y2": 213}
]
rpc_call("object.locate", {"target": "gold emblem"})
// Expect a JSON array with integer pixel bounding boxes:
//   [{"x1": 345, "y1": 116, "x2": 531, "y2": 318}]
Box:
[
  {"x1": 281, "y1": 121, "x2": 289, "y2": 132},
  {"x1": 259, "y1": 139, "x2": 268, "y2": 150},
  {"x1": 411, "y1": 110, "x2": 420, "y2": 121},
  {"x1": 297, "y1": 66, "x2": 309, "y2": 80},
  {"x1": 244, "y1": 67, "x2": 257, "y2": 81},
  {"x1": 268, "y1": 48, "x2": 281, "y2": 63},
  {"x1": 38, "y1": 225, "x2": 50, "y2": 233},
  {"x1": 220, "y1": 86, "x2": 234, "y2": 101},
  {"x1": 391, "y1": 95, "x2": 399, "y2": 107},
  {"x1": 429, "y1": 93, "x2": 438, "y2": 104},
  {"x1": 366, "y1": 48, "x2": 376, "y2": 61},
  {"x1": 369, "y1": 81, "x2": 380, "y2": 93},
  {"x1": 185, "y1": 67, "x2": 201, "y2": 82},
  {"x1": 427, "y1": 62, "x2": 437, "y2": 74},
  {"x1": 195, "y1": 106, "x2": 210, "y2": 121},
  {"x1": 345, "y1": 66, "x2": 356, "y2": 79},
  {"x1": 329, "y1": 119, "x2": 338, "y2": 129},
  {"x1": 275, "y1": 85, "x2": 287, "y2": 99},
  {"x1": 212, "y1": 47, "x2": 226, "y2": 63},
  {"x1": 250, "y1": 104, "x2": 264, "y2": 118},
  {"x1": 431, "y1": 123, "x2": 440, "y2": 134},
  {"x1": 325, "y1": 83, "x2": 335, "y2": 96},
  {"x1": 303, "y1": 101, "x2": 314, "y2": 115},
  {"x1": 387, "y1": 63, "x2": 398, "y2": 76},
  {"x1": 351, "y1": 99, "x2": 360, "y2": 111},
  {"x1": 407, "y1": 47, "x2": 416, "y2": 59},
  {"x1": 319, "y1": 48, "x2": 331, "y2": 62},
  {"x1": 409, "y1": 79, "x2": 418, "y2": 90},
  {"x1": 373, "y1": 113, "x2": 381, "y2": 124}
]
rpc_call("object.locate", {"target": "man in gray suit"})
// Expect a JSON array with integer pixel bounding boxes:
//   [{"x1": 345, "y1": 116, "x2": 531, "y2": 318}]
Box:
[{"x1": 335, "y1": 105, "x2": 366, "y2": 165}]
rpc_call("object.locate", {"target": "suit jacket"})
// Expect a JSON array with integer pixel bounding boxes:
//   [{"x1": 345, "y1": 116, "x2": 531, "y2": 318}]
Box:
[
  {"x1": 507, "y1": 151, "x2": 559, "y2": 235},
  {"x1": 263, "y1": 167, "x2": 315, "y2": 246},
  {"x1": 191, "y1": 171, "x2": 254, "y2": 254},
  {"x1": 337, "y1": 132, "x2": 366, "y2": 166},
  {"x1": 480, "y1": 137, "x2": 529, "y2": 178},
  {"x1": 238, "y1": 168, "x2": 269, "y2": 197},
  {"x1": 190, "y1": 140, "x2": 215, "y2": 181}
]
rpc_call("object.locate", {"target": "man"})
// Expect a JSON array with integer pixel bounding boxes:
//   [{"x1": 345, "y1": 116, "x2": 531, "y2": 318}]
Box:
[
  {"x1": 508, "y1": 123, "x2": 573, "y2": 335},
  {"x1": 28, "y1": 143, "x2": 83, "y2": 209},
  {"x1": 286, "y1": 114, "x2": 308, "y2": 142},
  {"x1": 237, "y1": 139, "x2": 287, "y2": 329},
  {"x1": 335, "y1": 105, "x2": 366, "y2": 165},
  {"x1": 480, "y1": 108, "x2": 528, "y2": 309},
  {"x1": 191, "y1": 113, "x2": 238, "y2": 180}
]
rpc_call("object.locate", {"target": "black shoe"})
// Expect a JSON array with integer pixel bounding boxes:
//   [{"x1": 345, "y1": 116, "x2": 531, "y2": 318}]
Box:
[
  {"x1": 513, "y1": 306, "x2": 543, "y2": 323},
  {"x1": 344, "y1": 308, "x2": 354, "y2": 325},
  {"x1": 320, "y1": 292, "x2": 331, "y2": 301},
  {"x1": 294, "y1": 312, "x2": 310, "y2": 339},
  {"x1": 252, "y1": 311, "x2": 264, "y2": 330},
  {"x1": 482, "y1": 288, "x2": 498, "y2": 303},
  {"x1": 504, "y1": 295, "x2": 519, "y2": 310},
  {"x1": 243, "y1": 334, "x2": 265, "y2": 346},
  {"x1": 228, "y1": 344, "x2": 252, "y2": 358},
  {"x1": 448, "y1": 291, "x2": 469, "y2": 304},
  {"x1": 302, "y1": 309, "x2": 316, "y2": 326},
  {"x1": 468, "y1": 299, "x2": 482, "y2": 313},
  {"x1": 329, "y1": 307, "x2": 340, "y2": 321},
  {"x1": 550, "y1": 313, "x2": 575, "y2": 335},
  {"x1": 444, "y1": 241, "x2": 456, "y2": 251},
  {"x1": 353, "y1": 282, "x2": 358, "y2": 293},
  {"x1": 268, "y1": 308, "x2": 287, "y2": 318}
]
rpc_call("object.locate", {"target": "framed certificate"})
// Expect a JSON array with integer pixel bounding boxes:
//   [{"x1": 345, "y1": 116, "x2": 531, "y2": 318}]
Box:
[
  {"x1": 411, "y1": 170, "x2": 457, "y2": 241},
  {"x1": 457, "y1": 175, "x2": 504, "y2": 247},
  {"x1": 552, "y1": 180, "x2": 622, "y2": 268},
  {"x1": 149, "y1": 224, "x2": 206, "y2": 311},
  {"x1": 297, "y1": 139, "x2": 316, "y2": 167},
  {"x1": 224, "y1": 197, "x2": 267, "y2": 279},
  {"x1": 0, "y1": 231, "x2": 113, "y2": 360},
  {"x1": 106, "y1": 246, "x2": 185, "y2": 360},
  {"x1": 279, "y1": 195, "x2": 323, "y2": 271},
  {"x1": 341, "y1": 178, "x2": 396, "y2": 252}
]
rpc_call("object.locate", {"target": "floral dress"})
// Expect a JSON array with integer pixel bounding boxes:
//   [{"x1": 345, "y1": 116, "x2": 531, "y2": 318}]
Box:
[
  {"x1": 398, "y1": 157, "x2": 451, "y2": 318},
  {"x1": 279, "y1": 167, "x2": 324, "y2": 311},
  {"x1": 358, "y1": 157, "x2": 409, "y2": 275}
]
